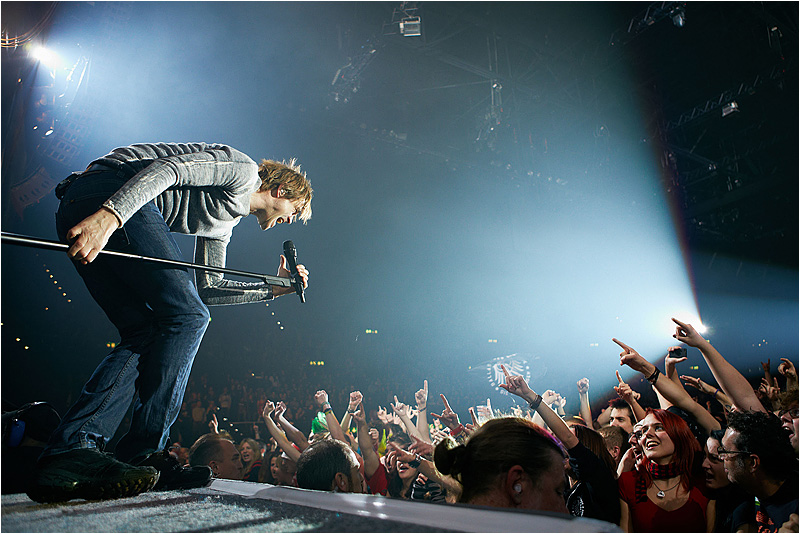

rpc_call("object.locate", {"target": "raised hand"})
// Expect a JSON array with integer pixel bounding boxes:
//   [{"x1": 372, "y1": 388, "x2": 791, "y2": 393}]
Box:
[
  {"x1": 680, "y1": 374, "x2": 706, "y2": 392},
  {"x1": 376, "y1": 405, "x2": 390, "y2": 424},
  {"x1": 614, "y1": 371, "x2": 639, "y2": 403},
  {"x1": 275, "y1": 401, "x2": 287, "y2": 419},
  {"x1": 476, "y1": 398, "x2": 493, "y2": 421},
  {"x1": 348, "y1": 391, "x2": 363, "y2": 411},
  {"x1": 498, "y1": 364, "x2": 535, "y2": 399},
  {"x1": 761, "y1": 359, "x2": 771, "y2": 373},
  {"x1": 262, "y1": 400, "x2": 275, "y2": 419},
  {"x1": 577, "y1": 378, "x2": 590, "y2": 394},
  {"x1": 430, "y1": 393, "x2": 460, "y2": 430},
  {"x1": 208, "y1": 413, "x2": 219, "y2": 434},
  {"x1": 391, "y1": 395, "x2": 412, "y2": 418},
  {"x1": 415, "y1": 380, "x2": 429, "y2": 411},
  {"x1": 542, "y1": 389, "x2": 560, "y2": 407},
  {"x1": 665, "y1": 347, "x2": 688, "y2": 368},
  {"x1": 759, "y1": 377, "x2": 779, "y2": 402},
  {"x1": 779, "y1": 358, "x2": 797, "y2": 379},
  {"x1": 409, "y1": 435, "x2": 434, "y2": 457},
  {"x1": 613, "y1": 338, "x2": 650, "y2": 374},
  {"x1": 314, "y1": 390, "x2": 329, "y2": 406},
  {"x1": 352, "y1": 404, "x2": 366, "y2": 425},
  {"x1": 672, "y1": 317, "x2": 706, "y2": 347}
]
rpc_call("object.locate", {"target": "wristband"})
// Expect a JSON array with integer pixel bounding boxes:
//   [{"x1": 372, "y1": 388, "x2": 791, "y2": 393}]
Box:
[
  {"x1": 407, "y1": 454, "x2": 422, "y2": 469},
  {"x1": 713, "y1": 388, "x2": 720, "y2": 397},
  {"x1": 347, "y1": 408, "x2": 357, "y2": 413},
  {"x1": 528, "y1": 394, "x2": 542, "y2": 410},
  {"x1": 450, "y1": 424, "x2": 465, "y2": 436},
  {"x1": 646, "y1": 367, "x2": 661, "y2": 385}
]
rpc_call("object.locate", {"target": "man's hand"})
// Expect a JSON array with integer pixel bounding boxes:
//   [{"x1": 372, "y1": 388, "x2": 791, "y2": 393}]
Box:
[
  {"x1": 376, "y1": 405, "x2": 390, "y2": 424},
  {"x1": 391, "y1": 395, "x2": 412, "y2": 418},
  {"x1": 779, "y1": 358, "x2": 797, "y2": 380},
  {"x1": 314, "y1": 390, "x2": 329, "y2": 407},
  {"x1": 348, "y1": 391, "x2": 363, "y2": 411},
  {"x1": 352, "y1": 404, "x2": 366, "y2": 426},
  {"x1": 613, "y1": 338, "x2": 650, "y2": 375},
  {"x1": 672, "y1": 318, "x2": 706, "y2": 347},
  {"x1": 415, "y1": 380, "x2": 428, "y2": 411},
  {"x1": 614, "y1": 371, "x2": 640, "y2": 403},
  {"x1": 665, "y1": 347, "x2": 688, "y2": 370},
  {"x1": 209, "y1": 414, "x2": 219, "y2": 434},
  {"x1": 680, "y1": 375, "x2": 707, "y2": 393},
  {"x1": 430, "y1": 394, "x2": 460, "y2": 430},
  {"x1": 66, "y1": 208, "x2": 121, "y2": 264},
  {"x1": 409, "y1": 435, "x2": 434, "y2": 457},
  {"x1": 498, "y1": 364, "x2": 535, "y2": 400},
  {"x1": 577, "y1": 378, "x2": 590, "y2": 394},
  {"x1": 778, "y1": 513, "x2": 799, "y2": 533},
  {"x1": 273, "y1": 255, "x2": 309, "y2": 297}
]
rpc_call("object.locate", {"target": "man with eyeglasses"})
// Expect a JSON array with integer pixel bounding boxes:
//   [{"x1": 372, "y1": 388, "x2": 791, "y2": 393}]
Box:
[{"x1": 721, "y1": 410, "x2": 798, "y2": 532}]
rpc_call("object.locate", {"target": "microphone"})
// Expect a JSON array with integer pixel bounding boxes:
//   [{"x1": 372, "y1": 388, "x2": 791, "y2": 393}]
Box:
[{"x1": 282, "y1": 240, "x2": 305, "y2": 303}]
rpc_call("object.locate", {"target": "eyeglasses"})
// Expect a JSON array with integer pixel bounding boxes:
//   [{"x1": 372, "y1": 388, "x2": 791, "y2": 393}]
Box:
[{"x1": 716, "y1": 446, "x2": 753, "y2": 460}]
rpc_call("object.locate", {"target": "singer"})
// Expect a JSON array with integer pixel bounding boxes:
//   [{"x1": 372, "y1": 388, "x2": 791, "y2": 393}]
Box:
[{"x1": 27, "y1": 143, "x2": 312, "y2": 503}]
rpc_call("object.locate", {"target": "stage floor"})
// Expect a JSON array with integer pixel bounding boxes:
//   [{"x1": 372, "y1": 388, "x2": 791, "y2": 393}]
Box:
[{"x1": 1, "y1": 480, "x2": 621, "y2": 532}]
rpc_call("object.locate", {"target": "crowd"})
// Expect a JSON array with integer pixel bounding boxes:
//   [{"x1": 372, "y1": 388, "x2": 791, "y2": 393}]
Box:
[
  {"x1": 161, "y1": 317, "x2": 798, "y2": 532},
  {"x1": 3, "y1": 316, "x2": 797, "y2": 531}
]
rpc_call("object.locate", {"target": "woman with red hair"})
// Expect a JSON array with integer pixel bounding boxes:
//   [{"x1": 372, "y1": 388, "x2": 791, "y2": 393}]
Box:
[{"x1": 618, "y1": 408, "x2": 714, "y2": 532}]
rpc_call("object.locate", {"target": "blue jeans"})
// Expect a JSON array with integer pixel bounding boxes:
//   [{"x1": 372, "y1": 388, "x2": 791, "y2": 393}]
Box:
[{"x1": 45, "y1": 171, "x2": 210, "y2": 463}]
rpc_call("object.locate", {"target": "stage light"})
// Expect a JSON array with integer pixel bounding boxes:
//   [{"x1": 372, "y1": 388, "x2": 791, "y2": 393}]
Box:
[
  {"x1": 30, "y1": 45, "x2": 60, "y2": 69},
  {"x1": 722, "y1": 101, "x2": 739, "y2": 117},
  {"x1": 399, "y1": 16, "x2": 421, "y2": 37}
]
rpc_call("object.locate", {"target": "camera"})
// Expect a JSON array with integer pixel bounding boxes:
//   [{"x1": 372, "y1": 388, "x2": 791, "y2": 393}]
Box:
[{"x1": 669, "y1": 347, "x2": 687, "y2": 359}]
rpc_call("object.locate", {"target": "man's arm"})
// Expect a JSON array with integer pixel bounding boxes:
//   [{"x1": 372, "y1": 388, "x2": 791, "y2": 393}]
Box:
[
  {"x1": 415, "y1": 380, "x2": 431, "y2": 443},
  {"x1": 614, "y1": 339, "x2": 721, "y2": 436},
  {"x1": 315, "y1": 390, "x2": 347, "y2": 443},
  {"x1": 576, "y1": 378, "x2": 593, "y2": 427},
  {"x1": 352, "y1": 404, "x2": 380, "y2": 478},
  {"x1": 262, "y1": 401, "x2": 301, "y2": 463},
  {"x1": 275, "y1": 401, "x2": 309, "y2": 451},
  {"x1": 672, "y1": 318, "x2": 766, "y2": 413},
  {"x1": 499, "y1": 366, "x2": 579, "y2": 450}
]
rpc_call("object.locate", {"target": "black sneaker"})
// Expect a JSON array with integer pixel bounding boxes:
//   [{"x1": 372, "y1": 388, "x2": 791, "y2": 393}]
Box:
[
  {"x1": 137, "y1": 450, "x2": 212, "y2": 491},
  {"x1": 27, "y1": 449, "x2": 159, "y2": 503}
]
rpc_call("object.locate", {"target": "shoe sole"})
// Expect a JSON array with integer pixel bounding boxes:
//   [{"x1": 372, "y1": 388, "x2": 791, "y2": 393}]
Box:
[{"x1": 27, "y1": 471, "x2": 160, "y2": 504}]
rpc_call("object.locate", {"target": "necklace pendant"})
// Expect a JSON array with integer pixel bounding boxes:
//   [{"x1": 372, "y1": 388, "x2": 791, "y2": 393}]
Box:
[{"x1": 657, "y1": 490, "x2": 665, "y2": 499}]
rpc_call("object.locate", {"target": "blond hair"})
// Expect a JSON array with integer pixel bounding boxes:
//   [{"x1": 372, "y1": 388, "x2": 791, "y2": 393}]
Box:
[{"x1": 258, "y1": 158, "x2": 313, "y2": 223}]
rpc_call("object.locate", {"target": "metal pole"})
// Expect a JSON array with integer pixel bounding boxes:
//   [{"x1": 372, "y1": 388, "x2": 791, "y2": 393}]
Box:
[{"x1": 0, "y1": 232, "x2": 291, "y2": 287}]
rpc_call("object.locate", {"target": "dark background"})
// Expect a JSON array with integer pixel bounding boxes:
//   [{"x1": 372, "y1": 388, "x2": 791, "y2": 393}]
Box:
[{"x1": 2, "y1": 2, "x2": 797, "y2": 419}]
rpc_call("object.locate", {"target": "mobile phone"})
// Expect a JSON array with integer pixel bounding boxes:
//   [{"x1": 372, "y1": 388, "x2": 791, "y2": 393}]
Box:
[{"x1": 669, "y1": 347, "x2": 687, "y2": 359}]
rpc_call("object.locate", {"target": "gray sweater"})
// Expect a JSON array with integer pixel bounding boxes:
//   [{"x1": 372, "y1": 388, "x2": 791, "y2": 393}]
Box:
[{"x1": 93, "y1": 142, "x2": 273, "y2": 305}]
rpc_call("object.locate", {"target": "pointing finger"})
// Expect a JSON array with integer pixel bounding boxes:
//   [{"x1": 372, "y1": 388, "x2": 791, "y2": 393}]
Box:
[
  {"x1": 616, "y1": 370, "x2": 624, "y2": 384},
  {"x1": 612, "y1": 338, "x2": 631, "y2": 351},
  {"x1": 501, "y1": 364, "x2": 511, "y2": 377},
  {"x1": 440, "y1": 394, "x2": 451, "y2": 411}
]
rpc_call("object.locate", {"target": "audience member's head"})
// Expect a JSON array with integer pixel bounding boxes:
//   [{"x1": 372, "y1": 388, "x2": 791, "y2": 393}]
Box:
[
  {"x1": 722, "y1": 410, "x2": 797, "y2": 492},
  {"x1": 608, "y1": 399, "x2": 635, "y2": 434},
  {"x1": 188, "y1": 433, "x2": 244, "y2": 480},
  {"x1": 296, "y1": 439, "x2": 365, "y2": 493},
  {"x1": 702, "y1": 429, "x2": 729, "y2": 490},
  {"x1": 434, "y1": 417, "x2": 568, "y2": 513},
  {"x1": 599, "y1": 425, "x2": 630, "y2": 466},
  {"x1": 239, "y1": 437, "x2": 263, "y2": 470},
  {"x1": 778, "y1": 388, "x2": 798, "y2": 453}
]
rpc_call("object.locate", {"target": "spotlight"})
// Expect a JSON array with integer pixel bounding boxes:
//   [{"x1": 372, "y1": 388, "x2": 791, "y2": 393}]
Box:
[
  {"x1": 30, "y1": 45, "x2": 60, "y2": 69},
  {"x1": 722, "y1": 101, "x2": 739, "y2": 117},
  {"x1": 671, "y1": 7, "x2": 686, "y2": 28},
  {"x1": 399, "y1": 16, "x2": 421, "y2": 37}
]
